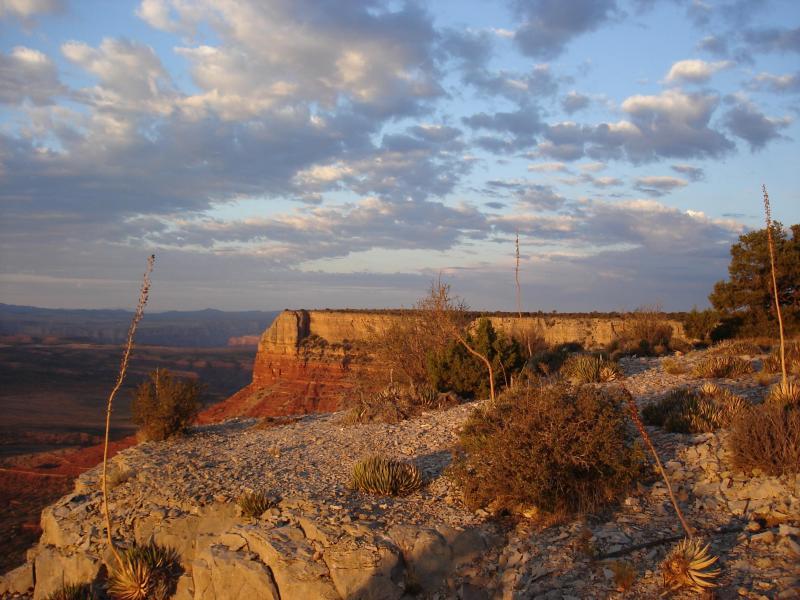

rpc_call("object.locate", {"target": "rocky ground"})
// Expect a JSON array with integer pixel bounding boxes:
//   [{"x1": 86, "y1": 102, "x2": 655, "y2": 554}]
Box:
[{"x1": 1, "y1": 348, "x2": 799, "y2": 599}]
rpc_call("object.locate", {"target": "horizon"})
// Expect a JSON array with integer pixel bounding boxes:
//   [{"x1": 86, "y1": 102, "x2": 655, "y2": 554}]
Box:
[{"x1": 1, "y1": 1, "x2": 799, "y2": 312}]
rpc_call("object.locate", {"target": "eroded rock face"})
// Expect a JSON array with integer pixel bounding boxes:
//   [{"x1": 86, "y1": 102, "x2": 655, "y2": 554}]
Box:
[{"x1": 200, "y1": 309, "x2": 688, "y2": 422}]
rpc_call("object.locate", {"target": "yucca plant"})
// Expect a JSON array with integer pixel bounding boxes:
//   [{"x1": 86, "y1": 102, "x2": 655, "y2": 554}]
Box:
[
  {"x1": 661, "y1": 537, "x2": 721, "y2": 593},
  {"x1": 351, "y1": 455, "x2": 423, "y2": 496},
  {"x1": 46, "y1": 582, "x2": 96, "y2": 600},
  {"x1": 106, "y1": 542, "x2": 180, "y2": 600},
  {"x1": 691, "y1": 355, "x2": 753, "y2": 379},
  {"x1": 643, "y1": 386, "x2": 745, "y2": 433},
  {"x1": 766, "y1": 379, "x2": 800, "y2": 407},
  {"x1": 237, "y1": 491, "x2": 277, "y2": 518},
  {"x1": 561, "y1": 354, "x2": 622, "y2": 384}
]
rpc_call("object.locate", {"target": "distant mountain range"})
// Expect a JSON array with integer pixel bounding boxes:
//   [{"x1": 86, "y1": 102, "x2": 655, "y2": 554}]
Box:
[{"x1": 0, "y1": 304, "x2": 280, "y2": 347}]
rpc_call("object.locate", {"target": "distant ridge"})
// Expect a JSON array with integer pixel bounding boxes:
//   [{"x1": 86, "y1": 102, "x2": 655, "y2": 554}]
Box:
[{"x1": 0, "y1": 304, "x2": 281, "y2": 347}]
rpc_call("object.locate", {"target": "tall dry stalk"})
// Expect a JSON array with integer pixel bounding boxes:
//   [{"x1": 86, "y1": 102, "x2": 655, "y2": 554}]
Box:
[
  {"x1": 762, "y1": 185, "x2": 787, "y2": 386},
  {"x1": 515, "y1": 233, "x2": 532, "y2": 359},
  {"x1": 624, "y1": 389, "x2": 694, "y2": 538},
  {"x1": 101, "y1": 254, "x2": 155, "y2": 567}
]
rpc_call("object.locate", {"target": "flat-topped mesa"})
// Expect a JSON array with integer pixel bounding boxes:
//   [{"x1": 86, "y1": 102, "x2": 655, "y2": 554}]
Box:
[{"x1": 199, "y1": 309, "x2": 687, "y2": 422}]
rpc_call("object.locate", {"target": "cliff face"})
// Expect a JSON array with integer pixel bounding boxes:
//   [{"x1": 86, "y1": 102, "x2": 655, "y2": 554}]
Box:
[{"x1": 199, "y1": 310, "x2": 687, "y2": 422}]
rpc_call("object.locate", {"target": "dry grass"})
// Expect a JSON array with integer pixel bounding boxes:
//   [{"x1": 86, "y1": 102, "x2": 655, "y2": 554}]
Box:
[
  {"x1": 709, "y1": 339, "x2": 766, "y2": 356},
  {"x1": 45, "y1": 582, "x2": 96, "y2": 600},
  {"x1": 610, "y1": 561, "x2": 637, "y2": 592},
  {"x1": 342, "y1": 382, "x2": 458, "y2": 425},
  {"x1": 661, "y1": 357, "x2": 687, "y2": 375}
]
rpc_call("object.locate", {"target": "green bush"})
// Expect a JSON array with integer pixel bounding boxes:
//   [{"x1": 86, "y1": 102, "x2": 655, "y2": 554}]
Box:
[
  {"x1": 450, "y1": 384, "x2": 644, "y2": 515},
  {"x1": 351, "y1": 455, "x2": 423, "y2": 496},
  {"x1": 682, "y1": 307, "x2": 720, "y2": 342},
  {"x1": 642, "y1": 385, "x2": 746, "y2": 433},
  {"x1": 560, "y1": 354, "x2": 622, "y2": 384},
  {"x1": 729, "y1": 403, "x2": 800, "y2": 476},
  {"x1": 132, "y1": 369, "x2": 201, "y2": 442},
  {"x1": 426, "y1": 318, "x2": 524, "y2": 398}
]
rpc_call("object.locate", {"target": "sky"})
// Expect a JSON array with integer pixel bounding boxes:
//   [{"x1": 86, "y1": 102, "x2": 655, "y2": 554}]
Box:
[{"x1": 0, "y1": 0, "x2": 798, "y2": 312}]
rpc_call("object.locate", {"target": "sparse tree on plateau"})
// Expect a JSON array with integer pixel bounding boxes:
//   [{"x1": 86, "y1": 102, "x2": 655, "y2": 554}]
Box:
[{"x1": 709, "y1": 222, "x2": 799, "y2": 337}]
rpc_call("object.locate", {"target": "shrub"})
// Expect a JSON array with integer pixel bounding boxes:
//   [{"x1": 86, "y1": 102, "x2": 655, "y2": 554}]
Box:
[
  {"x1": 610, "y1": 561, "x2": 637, "y2": 592},
  {"x1": 615, "y1": 307, "x2": 674, "y2": 356},
  {"x1": 132, "y1": 369, "x2": 201, "y2": 442},
  {"x1": 426, "y1": 318, "x2": 524, "y2": 399},
  {"x1": 450, "y1": 385, "x2": 644, "y2": 515},
  {"x1": 527, "y1": 342, "x2": 580, "y2": 376},
  {"x1": 642, "y1": 385, "x2": 746, "y2": 433},
  {"x1": 350, "y1": 455, "x2": 423, "y2": 496},
  {"x1": 46, "y1": 583, "x2": 96, "y2": 600},
  {"x1": 662, "y1": 358, "x2": 687, "y2": 375},
  {"x1": 709, "y1": 339, "x2": 764, "y2": 356},
  {"x1": 560, "y1": 354, "x2": 622, "y2": 384},
  {"x1": 238, "y1": 492, "x2": 278, "y2": 518},
  {"x1": 691, "y1": 356, "x2": 753, "y2": 379},
  {"x1": 682, "y1": 307, "x2": 720, "y2": 343},
  {"x1": 729, "y1": 403, "x2": 800, "y2": 476},
  {"x1": 107, "y1": 542, "x2": 181, "y2": 600}
]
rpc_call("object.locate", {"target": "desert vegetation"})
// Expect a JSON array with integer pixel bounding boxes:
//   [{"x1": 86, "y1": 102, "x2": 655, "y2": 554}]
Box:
[
  {"x1": 350, "y1": 454, "x2": 423, "y2": 496},
  {"x1": 450, "y1": 384, "x2": 645, "y2": 515},
  {"x1": 642, "y1": 385, "x2": 746, "y2": 433},
  {"x1": 131, "y1": 369, "x2": 201, "y2": 442}
]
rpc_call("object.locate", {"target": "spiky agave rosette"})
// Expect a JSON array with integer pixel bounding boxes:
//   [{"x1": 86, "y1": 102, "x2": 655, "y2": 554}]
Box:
[
  {"x1": 351, "y1": 455, "x2": 423, "y2": 496},
  {"x1": 661, "y1": 537, "x2": 721, "y2": 592}
]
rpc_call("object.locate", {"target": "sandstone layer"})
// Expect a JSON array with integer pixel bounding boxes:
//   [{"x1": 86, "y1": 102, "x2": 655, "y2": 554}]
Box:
[{"x1": 200, "y1": 310, "x2": 687, "y2": 422}]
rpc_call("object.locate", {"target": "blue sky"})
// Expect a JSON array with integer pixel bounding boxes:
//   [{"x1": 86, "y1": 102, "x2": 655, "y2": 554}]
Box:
[{"x1": 0, "y1": 0, "x2": 798, "y2": 311}]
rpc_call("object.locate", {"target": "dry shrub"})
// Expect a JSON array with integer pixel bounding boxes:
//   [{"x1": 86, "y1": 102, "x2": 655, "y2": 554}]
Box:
[
  {"x1": 729, "y1": 403, "x2": 800, "y2": 476},
  {"x1": 343, "y1": 383, "x2": 458, "y2": 424},
  {"x1": 615, "y1": 307, "x2": 675, "y2": 356},
  {"x1": 450, "y1": 384, "x2": 644, "y2": 515},
  {"x1": 691, "y1": 355, "x2": 753, "y2": 379},
  {"x1": 132, "y1": 369, "x2": 201, "y2": 442},
  {"x1": 527, "y1": 342, "x2": 581, "y2": 376},
  {"x1": 560, "y1": 354, "x2": 622, "y2": 384},
  {"x1": 369, "y1": 311, "x2": 445, "y2": 385},
  {"x1": 662, "y1": 358, "x2": 687, "y2": 375},
  {"x1": 642, "y1": 386, "x2": 746, "y2": 433},
  {"x1": 610, "y1": 561, "x2": 637, "y2": 592},
  {"x1": 709, "y1": 339, "x2": 765, "y2": 356}
]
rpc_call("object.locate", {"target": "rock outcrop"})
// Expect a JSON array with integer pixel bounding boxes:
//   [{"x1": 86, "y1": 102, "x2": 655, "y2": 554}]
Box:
[{"x1": 200, "y1": 310, "x2": 687, "y2": 422}]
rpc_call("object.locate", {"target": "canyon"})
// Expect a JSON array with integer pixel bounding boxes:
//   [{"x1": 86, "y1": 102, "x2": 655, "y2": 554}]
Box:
[{"x1": 199, "y1": 309, "x2": 687, "y2": 422}]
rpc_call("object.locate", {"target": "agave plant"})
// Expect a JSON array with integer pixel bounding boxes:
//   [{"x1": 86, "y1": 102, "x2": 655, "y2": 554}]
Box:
[
  {"x1": 237, "y1": 491, "x2": 277, "y2": 518},
  {"x1": 767, "y1": 379, "x2": 800, "y2": 407},
  {"x1": 351, "y1": 455, "x2": 423, "y2": 496},
  {"x1": 46, "y1": 582, "x2": 96, "y2": 600},
  {"x1": 661, "y1": 538, "x2": 721, "y2": 592},
  {"x1": 561, "y1": 354, "x2": 622, "y2": 384},
  {"x1": 692, "y1": 356, "x2": 753, "y2": 379},
  {"x1": 106, "y1": 542, "x2": 180, "y2": 600}
]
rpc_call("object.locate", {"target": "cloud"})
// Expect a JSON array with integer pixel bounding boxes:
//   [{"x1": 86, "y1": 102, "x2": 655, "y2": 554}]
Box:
[
  {"x1": 744, "y1": 26, "x2": 800, "y2": 54},
  {"x1": 664, "y1": 59, "x2": 732, "y2": 84},
  {"x1": 748, "y1": 71, "x2": 800, "y2": 94},
  {"x1": 723, "y1": 99, "x2": 792, "y2": 151},
  {"x1": 528, "y1": 161, "x2": 569, "y2": 172},
  {"x1": 561, "y1": 91, "x2": 590, "y2": 114},
  {"x1": 634, "y1": 175, "x2": 689, "y2": 196},
  {"x1": 671, "y1": 164, "x2": 705, "y2": 181},
  {"x1": 485, "y1": 180, "x2": 566, "y2": 210},
  {"x1": 697, "y1": 35, "x2": 728, "y2": 57},
  {"x1": 139, "y1": 0, "x2": 443, "y2": 120},
  {"x1": 0, "y1": 0, "x2": 62, "y2": 19},
  {"x1": 463, "y1": 106, "x2": 544, "y2": 152},
  {"x1": 512, "y1": 0, "x2": 617, "y2": 59},
  {"x1": 0, "y1": 46, "x2": 62, "y2": 105}
]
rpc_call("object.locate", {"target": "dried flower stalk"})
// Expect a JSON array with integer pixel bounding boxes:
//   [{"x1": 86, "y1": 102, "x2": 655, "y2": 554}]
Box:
[
  {"x1": 763, "y1": 185, "x2": 787, "y2": 386},
  {"x1": 624, "y1": 388, "x2": 694, "y2": 538},
  {"x1": 101, "y1": 254, "x2": 155, "y2": 566},
  {"x1": 515, "y1": 232, "x2": 532, "y2": 359}
]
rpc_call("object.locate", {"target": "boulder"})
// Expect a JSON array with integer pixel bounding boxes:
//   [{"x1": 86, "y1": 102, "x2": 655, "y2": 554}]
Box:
[
  {"x1": 0, "y1": 562, "x2": 34, "y2": 596},
  {"x1": 192, "y1": 545, "x2": 279, "y2": 600},
  {"x1": 323, "y1": 535, "x2": 403, "y2": 600},
  {"x1": 32, "y1": 547, "x2": 101, "y2": 600}
]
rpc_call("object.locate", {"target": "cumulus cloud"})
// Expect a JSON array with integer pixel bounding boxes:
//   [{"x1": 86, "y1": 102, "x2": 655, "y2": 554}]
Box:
[
  {"x1": 463, "y1": 106, "x2": 544, "y2": 152},
  {"x1": 512, "y1": 0, "x2": 617, "y2": 59},
  {"x1": 0, "y1": 46, "x2": 62, "y2": 104},
  {"x1": 664, "y1": 59, "x2": 732, "y2": 83},
  {"x1": 561, "y1": 91, "x2": 590, "y2": 114},
  {"x1": 634, "y1": 175, "x2": 689, "y2": 196},
  {"x1": 723, "y1": 99, "x2": 792, "y2": 150},
  {"x1": 0, "y1": 0, "x2": 62, "y2": 19},
  {"x1": 748, "y1": 71, "x2": 800, "y2": 94}
]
